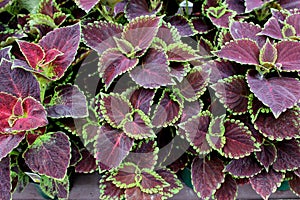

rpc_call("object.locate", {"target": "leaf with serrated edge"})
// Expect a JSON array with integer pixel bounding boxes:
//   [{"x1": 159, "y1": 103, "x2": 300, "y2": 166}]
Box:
[
  {"x1": 207, "y1": 115, "x2": 226, "y2": 151},
  {"x1": 156, "y1": 168, "x2": 183, "y2": 198},
  {"x1": 128, "y1": 88, "x2": 155, "y2": 115},
  {"x1": 167, "y1": 42, "x2": 199, "y2": 62},
  {"x1": 99, "y1": 173, "x2": 125, "y2": 200},
  {"x1": 139, "y1": 169, "x2": 168, "y2": 194},
  {"x1": 165, "y1": 15, "x2": 196, "y2": 37},
  {"x1": 74, "y1": 0, "x2": 100, "y2": 12},
  {"x1": 214, "y1": 175, "x2": 238, "y2": 200},
  {"x1": 40, "y1": 175, "x2": 69, "y2": 199},
  {"x1": 255, "y1": 143, "x2": 277, "y2": 170},
  {"x1": 125, "y1": 0, "x2": 162, "y2": 20},
  {"x1": 17, "y1": 40, "x2": 45, "y2": 69},
  {"x1": 275, "y1": 40, "x2": 300, "y2": 71},
  {"x1": 108, "y1": 162, "x2": 137, "y2": 189}
]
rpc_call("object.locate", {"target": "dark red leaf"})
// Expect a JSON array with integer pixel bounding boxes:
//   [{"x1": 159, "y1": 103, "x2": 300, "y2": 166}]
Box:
[
  {"x1": 167, "y1": 43, "x2": 199, "y2": 62},
  {"x1": 192, "y1": 156, "x2": 225, "y2": 199},
  {"x1": 255, "y1": 143, "x2": 277, "y2": 169},
  {"x1": 75, "y1": 149, "x2": 97, "y2": 173},
  {"x1": 125, "y1": 187, "x2": 162, "y2": 200},
  {"x1": 156, "y1": 168, "x2": 183, "y2": 198},
  {"x1": 178, "y1": 100, "x2": 203, "y2": 124},
  {"x1": 165, "y1": 15, "x2": 195, "y2": 37},
  {"x1": 206, "y1": 60, "x2": 238, "y2": 84},
  {"x1": 128, "y1": 88, "x2": 155, "y2": 115},
  {"x1": 43, "y1": 48, "x2": 63, "y2": 65},
  {"x1": 192, "y1": 18, "x2": 214, "y2": 34},
  {"x1": 276, "y1": 41, "x2": 300, "y2": 71},
  {"x1": 24, "y1": 132, "x2": 71, "y2": 179},
  {"x1": 207, "y1": 9, "x2": 234, "y2": 28},
  {"x1": 225, "y1": 156, "x2": 263, "y2": 177},
  {"x1": 140, "y1": 170, "x2": 165, "y2": 193},
  {"x1": 99, "y1": 174, "x2": 125, "y2": 199},
  {"x1": 0, "y1": 133, "x2": 25, "y2": 161},
  {"x1": 17, "y1": 41, "x2": 44, "y2": 69},
  {"x1": 109, "y1": 162, "x2": 137, "y2": 187},
  {"x1": 0, "y1": 156, "x2": 11, "y2": 200},
  {"x1": 214, "y1": 175, "x2": 237, "y2": 200},
  {"x1": 289, "y1": 175, "x2": 300, "y2": 196},
  {"x1": 0, "y1": 92, "x2": 18, "y2": 132}
]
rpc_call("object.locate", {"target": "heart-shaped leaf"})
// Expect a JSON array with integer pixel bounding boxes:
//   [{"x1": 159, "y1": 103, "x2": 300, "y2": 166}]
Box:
[
  {"x1": 17, "y1": 40, "x2": 45, "y2": 69},
  {"x1": 255, "y1": 143, "x2": 277, "y2": 169},
  {"x1": 74, "y1": 0, "x2": 100, "y2": 12},
  {"x1": 214, "y1": 175, "x2": 238, "y2": 200},
  {"x1": 23, "y1": 132, "x2": 71, "y2": 179},
  {"x1": 95, "y1": 125, "x2": 134, "y2": 170},
  {"x1": 0, "y1": 133, "x2": 25, "y2": 161},
  {"x1": 247, "y1": 70, "x2": 300, "y2": 118},
  {"x1": 0, "y1": 156, "x2": 11, "y2": 200},
  {"x1": 192, "y1": 156, "x2": 225, "y2": 199},
  {"x1": 275, "y1": 41, "x2": 300, "y2": 71},
  {"x1": 75, "y1": 149, "x2": 97, "y2": 173}
]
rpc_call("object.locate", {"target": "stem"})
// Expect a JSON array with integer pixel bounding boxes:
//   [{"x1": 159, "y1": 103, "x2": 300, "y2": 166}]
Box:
[{"x1": 37, "y1": 76, "x2": 50, "y2": 103}]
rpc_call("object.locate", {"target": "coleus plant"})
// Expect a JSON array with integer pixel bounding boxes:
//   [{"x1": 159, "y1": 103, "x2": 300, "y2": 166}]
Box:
[{"x1": 0, "y1": 0, "x2": 300, "y2": 200}]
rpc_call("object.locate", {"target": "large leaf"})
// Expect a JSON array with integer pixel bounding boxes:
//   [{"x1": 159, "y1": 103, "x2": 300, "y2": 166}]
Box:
[
  {"x1": 225, "y1": 155, "x2": 263, "y2": 177},
  {"x1": 0, "y1": 92, "x2": 18, "y2": 132},
  {"x1": 23, "y1": 132, "x2": 71, "y2": 179},
  {"x1": 95, "y1": 125, "x2": 134, "y2": 170},
  {"x1": 0, "y1": 156, "x2": 11, "y2": 200},
  {"x1": 222, "y1": 120, "x2": 257, "y2": 159},
  {"x1": 213, "y1": 75, "x2": 249, "y2": 114},
  {"x1": 75, "y1": 149, "x2": 97, "y2": 173},
  {"x1": 216, "y1": 39, "x2": 260, "y2": 65},
  {"x1": 46, "y1": 84, "x2": 88, "y2": 118},
  {"x1": 74, "y1": 0, "x2": 100, "y2": 12},
  {"x1": 254, "y1": 109, "x2": 300, "y2": 140},
  {"x1": 125, "y1": 0, "x2": 162, "y2": 20},
  {"x1": 129, "y1": 48, "x2": 173, "y2": 89},
  {"x1": 192, "y1": 156, "x2": 225, "y2": 199},
  {"x1": 272, "y1": 139, "x2": 300, "y2": 171},
  {"x1": 40, "y1": 175, "x2": 69, "y2": 199},
  {"x1": 214, "y1": 175, "x2": 238, "y2": 200},
  {"x1": 255, "y1": 143, "x2": 277, "y2": 169},
  {"x1": 99, "y1": 49, "x2": 138, "y2": 88},
  {"x1": 286, "y1": 14, "x2": 300, "y2": 36},
  {"x1": 128, "y1": 88, "x2": 155, "y2": 115},
  {"x1": 225, "y1": 0, "x2": 245, "y2": 13},
  {"x1": 0, "y1": 133, "x2": 25, "y2": 161},
  {"x1": 249, "y1": 169, "x2": 284, "y2": 200},
  {"x1": 152, "y1": 90, "x2": 182, "y2": 128},
  {"x1": 247, "y1": 70, "x2": 300, "y2": 118},
  {"x1": 38, "y1": 23, "x2": 81, "y2": 80},
  {"x1": 156, "y1": 22, "x2": 181, "y2": 46},
  {"x1": 275, "y1": 41, "x2": 300, "y2": 71},
  {"x1": 82, "y1": 21, "x2": 123, "y2": 54},
  {"x1": 0, "y1": 59, "x2": 40, "y2": 100}
]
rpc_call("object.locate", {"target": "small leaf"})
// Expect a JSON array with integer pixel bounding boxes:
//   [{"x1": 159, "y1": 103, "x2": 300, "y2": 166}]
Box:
[
  {"x1": 165, "y1": 15, "x2": 195, "y2": 37},
  {"x1": 276, "y1": 40, "x2": 300, "y2": 71},
  {"x1": 140, "y1": 169, "x2": 167, "y2": 194},
  {"x1": 114, "y1": 38, "x2": 134, "y2": 55},
  {"x1": 0, "y1": 156, "x2": 11, "y2": 200},
  {"x1": 23, "y1": 132, "x2": 71, "y2": 179},
  {"x1": 192, "y1": 156, "x2": 225, "y2": 199},
  {"x1": 17, "y1": 40, "x2": 45, "y2": 69},
  {"x1": 0, "y1": 133, "x2": 25, "y2": 161},
  {"x1": 156, "y1": 22, "x2": 181, "y2": 46},
  {"x1": 207, "y1": 7, "x2": 234, "y2": 28},
  {"x1": 214, "y1": 175, "x2": 238, "y2": 200},
  {"x1": 260, "y1": 17, "x2": 283, "y2": 40},
  {"x1": 156, "y1": 168, "x2": 183, "y2": 198},
  {"x1": 0, "y1": 46, "x2": 11, "y2": 60},
  {"x1": 99, "y1": 173, "x2": 125, "y2": 200},
  {"x1": 108, "y1": 162, "x2": 137, "y2": 188},
  {"x1": 207, "y1": 115, "x2": 226, "y2": 151},
  {"x1": 259, "y1": 39, "x2": 277, "y2": 65},
  {"x1": 128, "y1": 88, "x2": 155, "y2": 115},
  {"x1": 255, "y1": 143, "x2": 277, "y2": 169}
]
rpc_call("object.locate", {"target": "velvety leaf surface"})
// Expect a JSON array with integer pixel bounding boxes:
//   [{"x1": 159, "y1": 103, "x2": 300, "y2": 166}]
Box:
[
  {"x1": 152, "y1": 90, "x2": 182, "y2": 127},
  {"x1": 165, "y1": 15, "x2": 195, "y2": 37},
  {"x1": 99, "y1": 49, "x2": 138, "y2": 88},
  {"x1": 216, "y1": 39, "x2": 260, "y2": 65},
  {"x1": 75, "y1": 149, "x2": 97, "y2": 173},
  {"x1": 0, "y1": 156, "x2": 11, "y2": 200},
  {"x1": 250, "y1": 169, "x2": 284, "y2": 200},
  {"x1": 109, "y1": 162, "x2": 137, "y2": 188},
  {"x1": 38, "y1": 23, "x2": 81, "y2": 80},
  {"x1": 129, "y1": 48, "x2": 173, "y2": 88},
  {"x1": 286, "y1": 14, "x2": 300, "y2": 36},
  {"x1": 82, "y1": 21, "x2": 123, "y2": 54},
  {"x1": 247, "y1": 70, "x2": 300, "y2": 118},
  {"x1": 46, "y1": 84, "x2": 88, "y2": 118},
  {"x1": 259, "y1": 39, "x2": 277, "y2": 65},
  {"x1": 273, "y1": 140, "x2": 300, "y2": 171},
  {"x1": 43, "y1": 48, "x2": 63, "y2": 65},
  {"x1": 0, "y1": 59, "x2": 40, "y2": 100},
  {"x1": 128, "y1": 88, "x2": 155, "y2": 115},
  {"x1": 0, "y1": 133, "x2": 25, "y2": 161},
  {"x1": 207, "y1": 9, "x2": 234, "y2": 28},
  {"x1": 192, "y1": 18, "x2": 214, "y2": 34},
  {"x1": 289, "y1": 175, "x2": 300, "y2": 197},
  {"x1": 276, "y1": 41, "x2": 300, "y2": 71},
  {"x1": 95, "y1": 125, "x2": 134, "y2": 170},
  {"x1": 225, "y1": 156, "x2": 263, "y2": 177},
  {"x1": 17, "y1": 40, "x2": 45, "y2": 69},
  {"x1": 156, "y1": 22, "x2": 181, "y2": 46},
  {"x1": 0, "y1": 92, "x2": 18, "y2": 132},
  {"x1": 213, "y1": 75, "x2": 249, "y2": 114},
  {"x1": 214, "y1": 175, "x2": 237, "y2": 200},
  {"x1": 169, "y1": 62, "x2": 188, "y2": 82},
  {"x1": 125, "y1": 0, "x2": 162, "y2": 20},
  {"x1": 192, "y1": 156, "x2": 225, "y2": 199},
  {"x1": 24, "y1": 132, "x2": 71, "y2": 179},
  {"x1": 99, "y1": 174, "x2": 125, "y2": 200},
  {"x1": 255, "y1": 143, "x2": 277, "y2": 169},
  {"x1": 254, "y1": 109, "x2": 300, "y2": 140},
  {"x1": 74, "y1": 0, "x2": 100, "y2": 12}
]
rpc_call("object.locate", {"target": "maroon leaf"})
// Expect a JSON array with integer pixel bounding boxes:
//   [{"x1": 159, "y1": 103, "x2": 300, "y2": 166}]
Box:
[
  {"x1": 167, "y1": 43, "x2": 199, "y2": 62},
  {"x1": 128, "y1": 88, "x2": 155, "y2": 115},
  {"x1": 95, "y1": 125, "x2": 134, "y2": 170},
  {"x1": 140, "y1": 170, "x2": 166, "y2": 193},
  {"x1": 206, "y1": 60, "x2": 238, "y2": 84},
  {"x1": 24, "y1": 132, "x2": 71, "y2": 179},
  {"x1": 223, "y1": 120, "x2": 257, "y2": 158},
  {"x1": 99, "y1": 49, "x2": 138, "y2": 88},
  {"x1": 125, "y1": 187, "x2": 162, "y2": 200},
  {"x1": 46, "y1": 84, "x2": 88, "y2": 118},
  {"x1": 260, "y1": 17, "x2": 283, "y2": 40},
  {"x1": 75, "y1": 149, "x2": 97, "y2": 173},
  {"x1": 0, "y1": 46, "x2": 11, "y2": 60},
  {"x1": 0, "y1": 156, "x2": 11, "y2": 200},
  {"x1": 254, "y1": 109, "x2": 300, "y2": 140},
  {"x1": 17, "y1": 41, "x2": 45, "y2": 69},
  {"x1": 255, "y1": 143, "x2": 277, "y2": 169},
  {"x1": 226, "y1": 0, "x2": 245, "y2": 14},
  {"x1": 0, "y1": 59, "x2": 40, "y2": 100},
  {"x1": 165, "y1": 15, "x2": 195, "y2": 37},
  {"x1": 289, "y1": 175, "x2": 300, "y2": 197},
  {"x1": 276, "y1": 41, "x2": 300, "y2": 71},
  {"x1": 125, "y1": 0, "x2": 162, "y2": 20},
  {"x1": 279, "y1": 0, "x2": 300, "y2": 9},
  {"x1": 109, "y1": 162, "x2": 137, "y2": 187},
  {"x1": 129, "y1": 48, "x2": 173, "y2": 89},
  {"x1": 273, "y1": 140, "x2": 300, "y2": 171},
  {"x1": 0, "y1": 92, "x2": 18, "y2": 132},
  {"x1": 250, "y1": 169, "x2": 284, "y2": 200},
  {"x1": 214, "y1": 175, "x2": 238, "y2": 200},
  {"x1": 156, "y1": 168, "x2": 183, "y2": 198},
  {"x1": 38, "y1": 23, "x2": 81, "y2": 80},
  {"x1": 156, "y1": 22, "x2": 181, "y2": 46},
  {"x1": 216, "y1": 39, "x2": 260, "y2": 65},
  {"x1": 245, "y1": 0, "x2": 271, "y2": 12},
  {"x1": 192, "y1": 156, "x2": 225, "y2": 199},
  {"x1": 99, "y1": 174, "x2": 125, "y2": 200},
  {"x1": 43, "y1": 49, "x2": 63, "y2": 65},
  {"x1": 286, "y1": 14, "x2": 300, "y2": 36},
  {"x1": 207, "y1": 9, "x2": 234, "y2": 28},
  {"x1": 152, "y1": 90, "x2": 182, "y2": 127},
  {"x1": 179, "y1": 100, "x2": 203, "y2": 124},
  {"x1": 0, "y1": 133, "x2": 25, "y2": 161},
  {"x1": 192, "y1": 18, "x2": 214, "y2": 34},
  {"x1": 40, "y1": 175, "x2": 69, "y2": 199},
  {"x1": 247, "y1": 70, "x2": 300, "y2": 118},
  {"x1": 74, "y1": 0, "x2": 100, "y2": 12},
  {"x1": 212, "y1": 75, "x2": 249, "y2": 114},
  {"x1": 225, "y1": 156, "x2": 263, "y2": 177},
  {"x1": 82, "y1": 21, "x2": 123, "y2": 54},
  {"x1": 259, "y1": 39, "x2": 277, "y2": 64}
]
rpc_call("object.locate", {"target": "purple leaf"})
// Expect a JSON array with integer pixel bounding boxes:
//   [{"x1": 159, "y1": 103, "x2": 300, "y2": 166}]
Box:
[
  {"x1": 0, "y1": 59, "x2": 40, "y2": 100},
  {"x1": 165, "y1": 15, "x2": 195, "y2": 37},
  {"x1": 216, "y1": 39, "x2": 260, "y2": 65},
  {"x1": 0, "y1": 156, "x2": 11, "y2": 200},
  {"x1": 122, "y1": 16, "x2": 162, "y2": 56},
  {"x1": 213, "y1": 75, "x2": 249, "y2": 114},
  {"x1": 0, "y1": 133, "x2": 25, "y2": 161},
  {"x1": 129, "y1": 48, "x2": 173, "y2": 88},
  {"x1": 259, "y1": 39, "x2": 277, "y2": 64},
  {"x1": 276, "y1": 40, "x2": 300, "y2": 71},
  {"x1": 286, "y1": 14, "x2": 300, "y2": 36},
  {"x1": 38, "y1": 23, "x2": 81, "y2": 80},
  {"x1": 99, "y1": 49, "x2": 138, "y2": 88},
  {"x1": 206, "y1": 60, "x2": 238, "y2": 84},
  {"x1": 273, "y1": 139, "x2": 300, "y2": 171},
  {"x1": 255, "y1": 143, "x2": 277, "y2": 169},
  {"x1": 99, "y1": 174, "x2": 125, "y2": 200},
  {"x1": 75, "y1": 149, "x2": 97, "y2": 173},
  {"x1": 82, "y1": 21, "x2": 123, "y2": 54},
  {"x1": 250, "y1": 169, "x2": 284, "y2": 200},
  {"x1": 46, "y1": 84, "x2": 88, "y2": 118},
  {"x1": 254, "y1": 109, "x2": 300, "y2": 140},
  {"x1": 247, "y1": 70, "x2": 300, "y2": 118},
  {"x1": 157, "y1": 168, "x2": 183, "y2": 198},
  {"x1": 128, "y1": 88, "x2": 155, "y2": 115},
  {"x1": 214, "y1": 175, "x2": 238, "y2": 200},
  {"x1": 17, "y1": 41, "x2": 45, "y2": 69},
  {"x1": 278, "y1": 0, "x2": 300, "y2": 9},
  {"x1": 178, "y1": 101, "x2": 203, "y2": 124},
  {"x1": 167, "y1": 43, "x2": 199, "y2": 62},
  {"x1": 156, "y1": 22, "x2": 181, "y2": 46},
  {"x1": 125, "y1": 187, "x2": 163, "y2": 199},
  {"x1": 225, "y1": 156, "x2": 263, "y2": 177},
  {"x1": 245, "y1": 0, "x2": 271, "y2": 12},
  {"x1": 191, "y1": 18, "x2": 214, "y2": 34},
  {"x1": 43, "y1": 48, "x2": 63, "y2": 65},
  {"x1": 74, "y1": 0, "x2": 100, "y2": 12},
  {"x1": 109, "y1": 162, "x2": 137, "y2": 187},
  {"x1": 0, "y1": 0, "x2": 10, "y2": 8},
  {"x1": 260, "y1": 17, "x2": 283, "y2": 40},
  {"x1": 95, "y1": 125, "x2": 134, "y2": 170},
  {"x1": 125, "y1": 0, "x2": 162, "y2": 20},
  {"x1": 152, "y1": 90, "x2": 182, "y2": 128},
  {"x1": 0, "y1": 46, "x2": 11, "y2": 60},
  {"x1": 192, "y1": 156, "x2": 225, "y2": 199},
  {"x1": 24, "y1": 132, "x2": 71, "y2": 179},
  {"x1": 40, "y1": 176, "x2": 69, "y2": 199},
  {"x1": 0, "y1": 30, "x2": 26, "y2": 46},
  {"x1": 140, "y1": 170, "x2": 166, "y2": 193},
  {"x1": 289, "y1": 175, "x2": 300, "y2": 196},
  {"x1": 225, "y1": 0, "x2": 245, "y2": 14},
  {"x1": 207, "y1": 9, "x2": 234, "y2": 28}
]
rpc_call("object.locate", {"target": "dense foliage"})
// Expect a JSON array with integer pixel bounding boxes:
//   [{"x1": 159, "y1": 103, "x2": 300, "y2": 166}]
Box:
[{"x1": 0, "y1": 0, "x2": 300, "y2": 199}]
